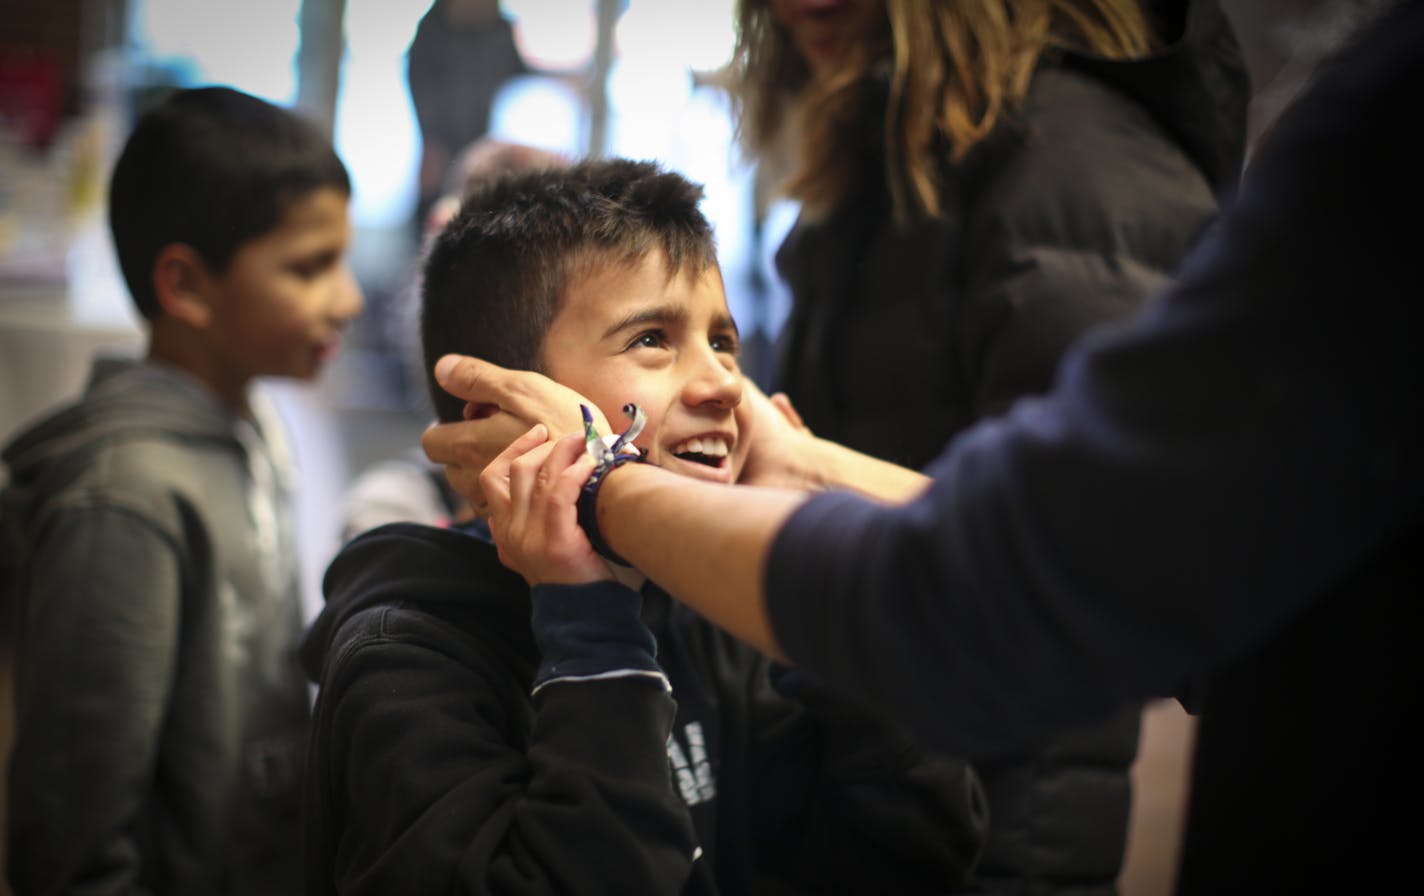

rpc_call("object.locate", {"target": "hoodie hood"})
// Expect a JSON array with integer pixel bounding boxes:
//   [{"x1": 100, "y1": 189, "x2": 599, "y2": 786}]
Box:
[
  {"x1": 300, "y1": 520, "x2": 531, "y2": 682},
  {"x1": 2, "y1": 357, "x2": 258, "y2": 531},
  {"x1": 1061, "y1": 0, "x2": 1250, "y2": 197}
]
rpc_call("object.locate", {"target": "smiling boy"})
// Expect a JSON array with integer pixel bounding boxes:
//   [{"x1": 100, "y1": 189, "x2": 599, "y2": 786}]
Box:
[
  {"x1": 2, "y1": 86, "x2": 362, "y2": 894},
  {"x1": 542, "y1": 257, "x2": 744, "y2": 483},
  {"x1": 299, "y1": 158, "x2": 986, "y2": 894}
]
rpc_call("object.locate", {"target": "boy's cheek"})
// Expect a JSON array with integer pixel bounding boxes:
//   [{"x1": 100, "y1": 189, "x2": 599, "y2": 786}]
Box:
[
  {"x1": 729, "y1": 443, "x2": 751, "y2": 484},
  {"x1": 732, "y1": 399, "x2": 754, "y2": 432},
  {"x1": 631, "y1": 435, "x2": 659, "y2": 466}
]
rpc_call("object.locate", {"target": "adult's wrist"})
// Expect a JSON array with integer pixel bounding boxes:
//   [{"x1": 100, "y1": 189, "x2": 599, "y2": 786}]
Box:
[
  {"x1": 575, "y1": 401, "x2": 649, "y2": 565},
  {"x1": 576, "y1": 451, "x2": 646, "y2": 565}
]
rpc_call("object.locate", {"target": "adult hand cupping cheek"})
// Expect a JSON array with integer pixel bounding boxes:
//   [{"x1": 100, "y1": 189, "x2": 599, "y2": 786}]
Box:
[
  {"x1": 738, "y1": 376, "x2": 932, "y2": 504},
  {"x1": 422, "y1": 353, "x2": 610, "y2": 506},
  {"x1": 478, "y1": 423, "x2": 610, "y2": 586},
  {"x1": 734, "y1": 379, "x2": 816, "y2": 491}
]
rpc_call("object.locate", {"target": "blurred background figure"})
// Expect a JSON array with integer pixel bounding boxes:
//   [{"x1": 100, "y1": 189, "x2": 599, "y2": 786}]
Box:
[
  {"x1": 3, "y1": 84, "x2": 360, "y2": 896},
  {"x1": 421, "y1": 136, "x2": 567, "y2": 234},
  {"x1": 722, "y1": 2, "x2": 1249, "y2": 894},
  {"x1": 405, "y1": 0, "x2": 529, "y2": 238}
]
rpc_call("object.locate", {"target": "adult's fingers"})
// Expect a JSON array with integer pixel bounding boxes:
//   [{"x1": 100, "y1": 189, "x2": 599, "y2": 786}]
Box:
[
  {"x1": 423, "y1": 411, "x2": 534, "y2": 511},
  {"x1": 432, "y1": 354, "x2": 515, "y2": 408},
  {"x1": 434, "y1": 353, "x2": 609, "y2": 438},
  {"x1": 421, "y1": 409, "x2": 529, "y2": 467},
  {"x1": 769, "y1": 391, "x2": 808, "y2": 431}
]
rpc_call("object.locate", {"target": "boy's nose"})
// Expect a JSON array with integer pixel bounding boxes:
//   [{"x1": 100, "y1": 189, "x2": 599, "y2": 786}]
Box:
[
  {"x1": 684, "y1": 353, "x2": 743, "y2": 410},
  {"x1": 331, "y1": 264, "x2": 365, "y2": 322}
]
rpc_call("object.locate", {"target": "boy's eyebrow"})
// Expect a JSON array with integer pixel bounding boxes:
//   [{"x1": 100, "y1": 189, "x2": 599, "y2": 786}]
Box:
[{"x1": 601, "y1": 304, "x2": 740, "y2": 339}]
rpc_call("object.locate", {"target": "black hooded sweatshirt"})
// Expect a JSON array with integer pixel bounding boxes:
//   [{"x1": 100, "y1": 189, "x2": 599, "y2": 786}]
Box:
[{"x1": 300, "y1": 521, "x2": 987, "y2": 894}]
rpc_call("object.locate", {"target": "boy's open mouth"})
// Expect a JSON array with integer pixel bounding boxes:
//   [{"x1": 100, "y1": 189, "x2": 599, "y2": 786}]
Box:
[
  {"x1": 671, "y1": 435, "x2": 731, "y2": 468},
  {"x1": 675, "y1": 451, "x2": 722, "y2": 468}
]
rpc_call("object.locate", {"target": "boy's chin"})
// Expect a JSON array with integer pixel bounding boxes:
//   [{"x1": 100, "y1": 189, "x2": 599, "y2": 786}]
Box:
[{"x1": 263, "y1": 364, "x2": 321, "y2": 382}]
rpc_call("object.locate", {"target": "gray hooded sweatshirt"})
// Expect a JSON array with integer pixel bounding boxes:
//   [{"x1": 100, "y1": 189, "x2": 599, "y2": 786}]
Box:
[{"x1": 2, "y1": 357, "x2": 309, "y2": 896}]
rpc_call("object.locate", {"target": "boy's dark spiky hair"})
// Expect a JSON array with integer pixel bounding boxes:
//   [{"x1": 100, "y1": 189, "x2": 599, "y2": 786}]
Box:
[{"x1": 420, "y1": 157, "x2": 720, "y2": 422}]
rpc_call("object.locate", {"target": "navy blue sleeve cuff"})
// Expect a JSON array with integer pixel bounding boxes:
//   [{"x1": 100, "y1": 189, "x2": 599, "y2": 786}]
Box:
[{"x1": 530, "y1": 581, "x2": 669, "y2": 695}]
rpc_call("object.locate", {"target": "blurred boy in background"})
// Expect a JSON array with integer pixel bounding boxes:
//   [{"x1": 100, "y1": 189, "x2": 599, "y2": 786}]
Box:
[{"x1": 2, "y1": 85, "x2": 362, "y2": 895}]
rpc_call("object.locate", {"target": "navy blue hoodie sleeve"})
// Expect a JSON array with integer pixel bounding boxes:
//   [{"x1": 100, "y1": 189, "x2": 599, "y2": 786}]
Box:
[
  {"x1": 303, "y1": 526, "x2": 700, "y2": 896},
  {"x1": 529, "y1": 581, "x2": 670, "y2": 694},
  {"x1": 764, "y1": 3, "x2": 1424, "y2": 758}
]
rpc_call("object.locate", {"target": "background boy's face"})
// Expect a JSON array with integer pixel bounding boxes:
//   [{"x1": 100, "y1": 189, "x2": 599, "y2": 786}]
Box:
[
  {"x1": 542, "y1": 251, "x2": 748, "y2": 485},
  {"x1": 204, "y1": 186, "x2": 364, "y2": 382}
]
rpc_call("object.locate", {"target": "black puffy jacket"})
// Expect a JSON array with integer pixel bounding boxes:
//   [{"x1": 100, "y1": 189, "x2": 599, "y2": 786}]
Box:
[{"x1": 773, "y1": 2, "x2": 1249, "y2": 892}]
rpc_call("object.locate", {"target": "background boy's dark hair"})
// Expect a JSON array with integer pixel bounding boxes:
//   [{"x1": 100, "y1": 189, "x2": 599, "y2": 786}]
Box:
[
  {"x1": 109, "y1": 85, "x2": 352, "y2": 321},
  {"x1": 420, "y1": 157, "x2": 720, "y2": 423}
]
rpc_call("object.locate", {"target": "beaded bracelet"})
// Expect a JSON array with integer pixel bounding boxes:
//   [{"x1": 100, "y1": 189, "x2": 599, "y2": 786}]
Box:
[{"x1": 576, "y1": 403, "x2": 646, "y2": 565}]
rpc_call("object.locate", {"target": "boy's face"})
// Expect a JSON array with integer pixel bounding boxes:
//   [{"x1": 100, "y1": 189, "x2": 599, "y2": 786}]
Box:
[
  {"x1": 204, "y1": 186, "x2": 363, "y2": 382},
  {"x1": 542, "y1": 251, "x2": 748, "y2": 485}
]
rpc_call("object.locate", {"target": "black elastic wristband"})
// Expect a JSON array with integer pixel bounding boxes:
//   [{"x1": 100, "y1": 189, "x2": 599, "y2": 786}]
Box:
[{"x1": 576, "y1": 451, "x2": 645, "y2": 565}]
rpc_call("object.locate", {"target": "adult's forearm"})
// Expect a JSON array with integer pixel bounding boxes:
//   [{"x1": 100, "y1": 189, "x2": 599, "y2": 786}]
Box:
[
  {"x1": 805, "y1": 434, "x2": 931, "y2": 503},
  {"x1": 594, "y1": 462, "x2": 808, "y2": 658}
]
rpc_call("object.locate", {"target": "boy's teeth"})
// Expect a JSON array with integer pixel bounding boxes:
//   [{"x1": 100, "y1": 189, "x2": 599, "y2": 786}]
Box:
[{"x1": 673, "y1": 436, "x2": 729, "y2": 457}]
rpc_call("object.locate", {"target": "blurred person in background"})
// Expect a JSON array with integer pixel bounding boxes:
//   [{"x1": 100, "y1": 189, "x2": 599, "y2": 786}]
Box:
[
  {"x1": 721, "y1": 2, "x2": 1248, "y2": 892},
  {"x1": 2, "y1": 86, "x2": 362, "y2": 896},
  {"x1": 406, "y1": 0, "x2": 529, "y2": 237}
]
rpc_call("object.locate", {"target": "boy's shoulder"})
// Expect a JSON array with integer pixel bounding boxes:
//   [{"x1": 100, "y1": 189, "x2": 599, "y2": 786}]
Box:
[
  {"x1": 335, "y1": 519, "x2": 512, "y2": 576},
  {"x1": 305, "y1": 521, "x2": 538, "y2": 684},
  {"x1": 5, "y1": 358, "x2": 240, "y2": 455},
  {"x1": 324, "y1": 521, "x2": 531, "y2": 632},
  {"x1": 1, "y1": 358, "x2": 256, "y2": 530}
]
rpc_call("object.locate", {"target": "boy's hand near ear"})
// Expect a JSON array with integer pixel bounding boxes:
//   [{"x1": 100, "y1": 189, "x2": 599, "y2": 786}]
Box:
[{"x1": 481, "y1": 425, "x2": 611, "y2": 586}]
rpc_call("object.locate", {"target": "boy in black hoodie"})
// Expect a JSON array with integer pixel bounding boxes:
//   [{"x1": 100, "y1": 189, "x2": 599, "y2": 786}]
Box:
[{"x1": 300, "y1": 158, "x2": 986, "y2": 894}]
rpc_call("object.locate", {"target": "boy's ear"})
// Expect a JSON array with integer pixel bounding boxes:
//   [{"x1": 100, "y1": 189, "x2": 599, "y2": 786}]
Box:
[{"x1": 152, "y1": 243, "x2": 216, "y2": 329}]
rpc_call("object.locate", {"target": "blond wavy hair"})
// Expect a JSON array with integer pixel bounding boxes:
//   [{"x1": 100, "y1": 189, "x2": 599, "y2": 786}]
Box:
[{"x1": 730, "y1": 0, "x2": 1160, "y2": 222}]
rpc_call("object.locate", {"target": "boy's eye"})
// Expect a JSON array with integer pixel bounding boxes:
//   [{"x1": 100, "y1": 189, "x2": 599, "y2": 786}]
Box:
[
  {"x1": 290, "y1": 252, "x2": 338, "y2": 280},
  {"x1": 711, "y1": 333, "x2": 739, "y2": 355},
  {"x1": 627, "y1": 330, "x2": 668, "y2": 350}
]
